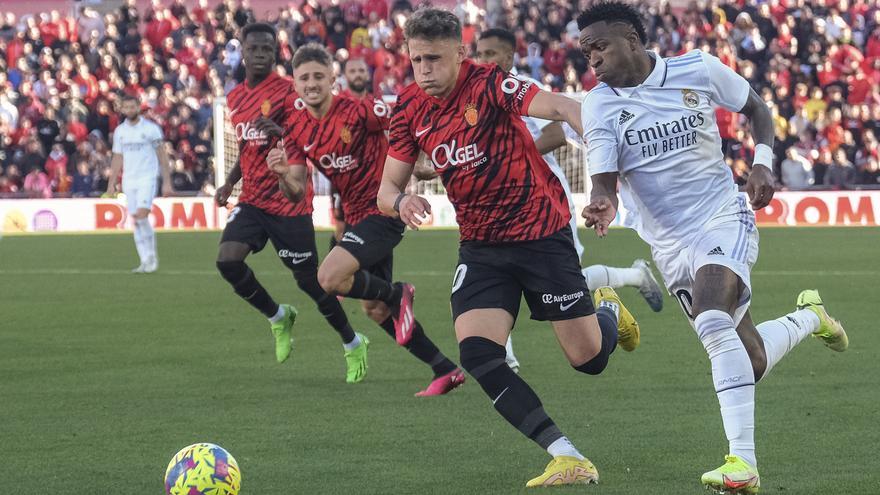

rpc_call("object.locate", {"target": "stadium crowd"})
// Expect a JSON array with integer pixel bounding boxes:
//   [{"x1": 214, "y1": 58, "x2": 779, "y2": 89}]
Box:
[{"x1": 0, "y1": 0, "x2": 877, "y2": 198}]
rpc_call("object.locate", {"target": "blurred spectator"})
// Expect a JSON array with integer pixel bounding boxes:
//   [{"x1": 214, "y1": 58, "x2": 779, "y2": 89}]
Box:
[
  {"x1": 826, "y1": 149, "x2": 857, "y2": 188},
  {"x1": 780, "y1": 148, "x2": 814, "y2": 190},
  {"x1": 23, "y1": 165, "x2": 51, "y2": 198},
  {"x1": 71, "y1": 160, "x2": 95, "y2": 197}
]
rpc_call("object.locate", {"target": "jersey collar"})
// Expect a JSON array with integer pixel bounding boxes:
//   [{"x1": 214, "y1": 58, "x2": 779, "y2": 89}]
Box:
[{"x1": 611, "y1": 51, "x2": 667, "y2": 97}]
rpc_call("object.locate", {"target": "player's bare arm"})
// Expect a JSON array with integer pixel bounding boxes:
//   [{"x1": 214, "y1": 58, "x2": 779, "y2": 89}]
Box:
[
  {"x1": 156, "y1": 142, "x2": 174, "y2": 196},
  {"x1": 526, "y1": 90, "x2": 583, "y2": 136},
  {"x1": 584, "y1": 172, "x2": 619, "y2": 238},
  {"x1": 378, "y1": 155, "x2": 431, "y2": 230},
  {"x1": 739, "y1": 88, "x2": 776, "y2": 210},
  {"x1": 215, "y1": 160, "x2": 241, "y2": 207},
  {"x1": 266, "y1": 144, "x2": 307, "y2": 202},
  {"x1": 253, "y1": 117, "x2": 283, "y2": 138},
  {"x1": 106, "y1": 152, "x2": 123, "y2": 195},
  {"x1": 412, "y1": 154, "x2": 438, "y2": 181},
  {"x1": 533, "y1": 122, "x2": 567, "y2": 155}
]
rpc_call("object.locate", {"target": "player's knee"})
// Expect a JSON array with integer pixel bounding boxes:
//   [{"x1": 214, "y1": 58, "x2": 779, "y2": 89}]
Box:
[
  {"x1": 459, "y1": 336, "x2": 506, "y2": 376},
  {"x1": 361, "y1": 301, "x2": 390, "y2": 323},
  {"x1": 744, "y1": 342, "x2": 767, "y2": 381},
  {"x1": 316, "y1": 265, "x2": 340, "y2": 294},
  {"x1": 216, "y1": 260, "x2": 246, "y2": 282},
  {"x1": 572, "y1": 352, "x2": 609, "y2": 375}
]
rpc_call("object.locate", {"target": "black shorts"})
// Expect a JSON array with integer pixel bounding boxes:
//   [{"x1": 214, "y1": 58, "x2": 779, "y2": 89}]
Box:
[
  {"x1": 338, "y1": 214, "x2": 405, "y2": 281},
  {"x1": 450, "y1": 227, "x2": 594, "y2": 322},
  {"x1": 220, "y1": 203, "x2": 318, "y2": 271}
]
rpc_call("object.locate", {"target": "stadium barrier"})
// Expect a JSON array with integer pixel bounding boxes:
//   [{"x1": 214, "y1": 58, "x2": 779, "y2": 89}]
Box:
[{"x1": 1, "y1": 191, "x2": 879, "y2": 233}]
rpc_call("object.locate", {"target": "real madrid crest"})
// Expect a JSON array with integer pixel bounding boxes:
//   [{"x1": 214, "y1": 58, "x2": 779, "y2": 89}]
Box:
[
  {"x1": 261, "y1": 99, "x2": 272, "y2": 117},
  {"x1": 340, "y1": 126, "x2": 352, "y2": 144},
  {"x1": 681, "y1": 89, "x2": 699, "y2": 108},
  {"x1": 464, "y1": 103, "x2": 478, "y2": 126}
]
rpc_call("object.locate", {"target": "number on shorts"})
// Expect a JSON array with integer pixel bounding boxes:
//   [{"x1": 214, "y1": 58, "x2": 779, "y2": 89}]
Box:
[
  {"x1": 675, "y1": 289, "x2": 694, "y2": 319},
  {"x1": 373, "y1": 99, "x2": 389, "y2": 117},
  {"x1": 451, "y1": 264, "x2": 467, "y2": 294},
  {"x1": 227, "y1": 206, "x2": 241, "y2": 224}
]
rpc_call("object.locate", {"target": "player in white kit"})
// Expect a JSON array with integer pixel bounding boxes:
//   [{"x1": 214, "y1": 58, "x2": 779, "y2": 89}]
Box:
[
  {"x1": 106, "y1": 95, "x2": 173, "y2": 273},
  {"x1": 472, "y1": 27, "x2": 664, "y2": 373},
  {"x1": 576, "y1": 2, "x2": 849, "y2": 493}
]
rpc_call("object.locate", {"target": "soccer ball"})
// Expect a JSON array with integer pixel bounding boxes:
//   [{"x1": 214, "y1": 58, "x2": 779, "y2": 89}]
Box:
[{"x1": 164, "y1": 443, "x2": 241, "y2": 495}]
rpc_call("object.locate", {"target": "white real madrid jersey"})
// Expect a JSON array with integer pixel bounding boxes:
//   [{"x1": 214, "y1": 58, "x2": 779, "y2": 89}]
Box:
[
  {"x1": 581, "y1": 50, "x2": 750, "y2": 252},
  {"x1": 510, "y1": 67, "x2": 563, "y2": 172},
  {"x1": 112, "y1": 117, "x2": 164, "y2": 183}
]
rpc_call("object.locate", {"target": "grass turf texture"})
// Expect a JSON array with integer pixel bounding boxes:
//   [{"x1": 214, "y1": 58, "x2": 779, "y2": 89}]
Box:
[{"x1": 0, "y1": 227, "x2": 875, "y2": 494}]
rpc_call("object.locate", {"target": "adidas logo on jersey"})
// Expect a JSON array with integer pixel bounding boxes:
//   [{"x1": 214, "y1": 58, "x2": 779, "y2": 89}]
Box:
[
  {"x1": 707, "y1": 246, "x2": 724, "y2": 256},
  {"x1": 618, "y1": 110, "x2": 635, "y2": 125}
]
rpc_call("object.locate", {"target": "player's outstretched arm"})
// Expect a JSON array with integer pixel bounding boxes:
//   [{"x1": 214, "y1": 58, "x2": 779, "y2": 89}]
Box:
[
  {"x1": 584, "y1": 172, "x2": 619, "y2": 238},
  {"x1": 156, "y1": 142, "x2": 174, "y2": 196},
  {"x1": 525, "y1": 90, "x2": 583, "y2": 137},
  {"x1": 267, "y1": 143, "x2": 308, "y2": 203},
  {"x1": 378, "y1": 155, "x2": 431, "y2": 230},
  {"x1": 739, "y1": 88, "x2": 776, "y2": 210},
  {"x1": 534, "y1": 122, "x2": 567, "y2": 155},
  {"x1": 106, "y1": 152, "x2": 123, "y2": 196}
]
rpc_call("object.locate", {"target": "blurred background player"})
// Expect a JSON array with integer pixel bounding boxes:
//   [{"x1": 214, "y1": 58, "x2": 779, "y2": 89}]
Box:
[
  {"x1": 470, "y1": 26, "x2": 664, "y2": 373},
  {"x1": 378, "y1": 8, "x2": 640, "y2": 487},
  {"x1": 215, "y1": 23, "x2": 358, "y2": 369},
  {"x1": 579, "y1": 3, "x2": 849, "y2": 492},
  {"x1": 268, "y1": 44, "x2": 464, "y2": 393},
  {"x1": 329, "y1": 58, "x2": 374, "y2": 251},
  {"x1": 106, "y1": 94, "x2": 173, "y2": 274}
]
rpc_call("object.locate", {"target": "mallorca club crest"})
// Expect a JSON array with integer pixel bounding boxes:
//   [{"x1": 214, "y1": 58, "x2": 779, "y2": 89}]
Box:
[
  {"x1": 340, "y1": 126, "x2": 352, "y2": 144},
  {"x1": 464, "y1": 103, "x2": 478, "y2": 126},
  {"x1": 261, "y1": 99, "x2": 272, "y2": 117},
  {"x1": 681, "y1": 89, "x2": 699, "y2": 108}
]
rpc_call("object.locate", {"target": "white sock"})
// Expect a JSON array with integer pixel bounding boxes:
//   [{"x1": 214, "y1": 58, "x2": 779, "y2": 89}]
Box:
[
  {"x1": 755, "y1": 309, "x2": 819, "y2": 378},
  {"x1": 135, "y1": 218, "x2": 156, "y2": 261},
  {"x1": 694, "y1": 310, "x2": 757, "y2": 468},
  {"x1": 547, "y1": 436, "x2": 585, "y2": 460},
  {"x1": 583, "y1": 265, "x2": 643, "y2": 289},
  {"x1": 132, "y1": 221, "x2": 147, "y2": 264},
  {"x1": 342, "y1": 333, "x2": 362, "y2": 351},
  {"x1": 268, "y1": 305, "x2": 286, "y2": 323},
  {"x1": 505, "y1": 335, "x2": 517, "y2": 362}
]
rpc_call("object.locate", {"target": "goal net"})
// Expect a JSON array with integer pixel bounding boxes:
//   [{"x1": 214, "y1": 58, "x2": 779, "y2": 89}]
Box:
[{"x1": 212, "y1": 95, "x2": 587, "y2": 199}]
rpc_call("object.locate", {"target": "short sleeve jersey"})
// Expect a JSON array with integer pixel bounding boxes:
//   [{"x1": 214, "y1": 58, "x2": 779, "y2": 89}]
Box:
[
  {"x1": 112, "y1": 117, "x2": 163, "y2": 183},
  {"x1": 389, "y1": 59, "x2": 569, "y2": 243},
  {"x1": 581, "y1": 50, "x2": 750, "y2": 252},
  {"x1": 284, "y1": 95, "x2": 390, "y2": 226},
  {"x1": 227, "y1": 72, "x2": 314, "y2": 217}
]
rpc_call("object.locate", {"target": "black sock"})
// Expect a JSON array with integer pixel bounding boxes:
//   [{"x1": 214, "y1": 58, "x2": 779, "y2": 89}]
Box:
[
  {"x1": 294, "y1": 270, "x2": 356, "y2": 344},
  {"x1": 460, "y1": 336, "x2": 563, "y2": 449},
  {"x1": 573, "y1": 307, "x2": 618, "y2": 375},
  {"x1": 379, "y1": 316, "x2": 456, "y2": 377},
  {"x1": 217, "y1": 260, "x2": 279, "y2": 318},
  {"x1": 347, "y1": 270, "x2": 401, "y2": 305}
]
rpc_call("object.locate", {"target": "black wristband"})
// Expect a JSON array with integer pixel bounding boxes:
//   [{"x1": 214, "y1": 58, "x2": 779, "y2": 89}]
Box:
[{"x1": 392, "y1": 193, "x2": 407, "y2": 213}]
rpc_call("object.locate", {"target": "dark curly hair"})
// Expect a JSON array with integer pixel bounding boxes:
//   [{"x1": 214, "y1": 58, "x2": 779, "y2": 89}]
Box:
[
  {"x1": 576, "y1": 1, "x2": 647, "y2": 44},
  {"x1": 241, "y1": 22, "x2": 277, "y2": 42}
]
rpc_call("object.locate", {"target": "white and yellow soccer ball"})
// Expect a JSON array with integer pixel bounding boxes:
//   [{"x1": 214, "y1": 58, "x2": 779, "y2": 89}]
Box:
[{"x1": 164, "y1": 443, "x2": 241, "y2": 495}]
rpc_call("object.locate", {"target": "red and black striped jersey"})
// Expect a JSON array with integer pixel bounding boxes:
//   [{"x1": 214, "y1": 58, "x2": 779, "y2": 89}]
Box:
[
  {"x1": 284, "y1": 95, "x2": 390, "y2": 226},
  {"x1": 227, "y1": 72, "x2": 314, "y2": 217},
  {"x1": 388, "y1": 59, "x2": 569, "y2": 242}
]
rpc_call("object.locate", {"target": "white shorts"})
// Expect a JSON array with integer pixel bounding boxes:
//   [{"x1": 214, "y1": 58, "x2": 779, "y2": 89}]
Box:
[
  {"x1": 123, "y1": 180, "x2": 158, "y2": 214},
  {"x1": 651, "y1": 195, "x2": 759, "y2": 327}
]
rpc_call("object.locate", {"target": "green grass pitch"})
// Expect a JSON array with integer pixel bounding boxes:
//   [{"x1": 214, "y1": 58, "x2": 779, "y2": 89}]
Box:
[{"x1": 0, "y1": 227, "x2": 875, "y2": 494}]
